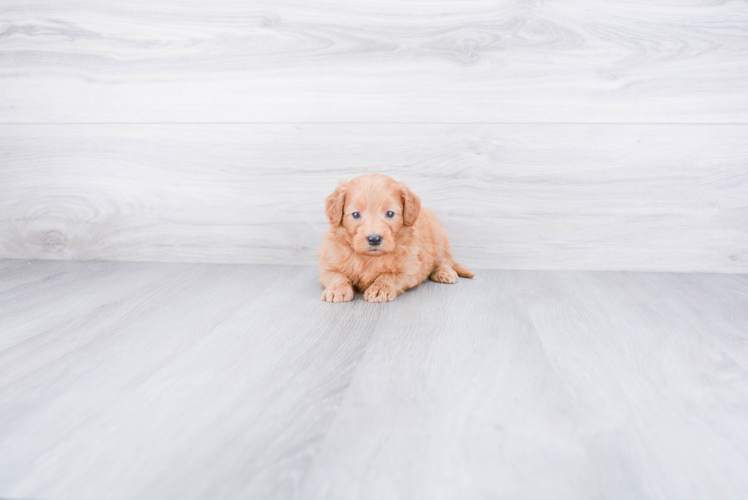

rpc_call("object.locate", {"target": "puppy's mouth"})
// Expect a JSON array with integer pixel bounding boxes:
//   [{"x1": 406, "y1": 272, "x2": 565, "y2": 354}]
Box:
[{"x1": 363, "y1": 245, "x2": 386, "y2": 255}]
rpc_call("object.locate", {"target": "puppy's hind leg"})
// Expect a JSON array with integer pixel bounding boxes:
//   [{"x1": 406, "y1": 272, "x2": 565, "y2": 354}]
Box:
[
  {"x1": 430, "y1": 261, "x2": 474, "y2": 283},
  {"x1": 430, "y1": 264, "x2": 458, "y2": 284}
]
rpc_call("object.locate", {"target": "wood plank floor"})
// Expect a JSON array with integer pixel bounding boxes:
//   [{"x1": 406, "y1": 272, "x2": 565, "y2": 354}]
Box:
[{"x1": 1, "y1": 260, "x2": 747, "y2": 499}]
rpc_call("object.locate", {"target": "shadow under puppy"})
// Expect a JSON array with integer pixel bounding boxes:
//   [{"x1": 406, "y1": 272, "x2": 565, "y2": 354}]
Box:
[{"x1": 318, "y1": 174, "x2": 474, "y2": 303}]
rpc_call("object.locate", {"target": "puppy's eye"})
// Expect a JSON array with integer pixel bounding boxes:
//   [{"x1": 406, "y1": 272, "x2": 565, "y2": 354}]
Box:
[
  {"x1": 352, "y1": 212, "x2": 360, "y2": 219},
  {"x1": 386, "y1": 211, "x2": 395, "y2": 218}
]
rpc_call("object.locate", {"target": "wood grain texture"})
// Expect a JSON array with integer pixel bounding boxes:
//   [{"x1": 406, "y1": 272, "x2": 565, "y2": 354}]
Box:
[
  {"x1": 1, "y1": 124, "x2": 746, "y2": 272},
  {"x1": 1, "y1": 0, "x2": 747, "y2": 123},
  {"x1": 1, "y1": 261, "x2": 748, "y2": 499}
]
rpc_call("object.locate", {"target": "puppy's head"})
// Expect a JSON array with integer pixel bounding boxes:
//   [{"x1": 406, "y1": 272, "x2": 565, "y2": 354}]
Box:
[{"x1": 325, "y1": 174, "x2": 421, "y2": 255}]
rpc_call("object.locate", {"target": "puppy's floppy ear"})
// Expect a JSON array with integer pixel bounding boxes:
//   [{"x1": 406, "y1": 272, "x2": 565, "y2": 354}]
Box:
[
  {"x1": 399, "y1": 182, "x2": 421, "y2": 226},
  {"x1": 325, "y1": 180, "x2": 348, "y2": 226}
]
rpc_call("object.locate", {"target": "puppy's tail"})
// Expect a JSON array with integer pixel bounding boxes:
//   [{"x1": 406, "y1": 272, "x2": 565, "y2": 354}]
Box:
[{"x1": 452, "y1": 262, "x2": 475, "y2": 279}]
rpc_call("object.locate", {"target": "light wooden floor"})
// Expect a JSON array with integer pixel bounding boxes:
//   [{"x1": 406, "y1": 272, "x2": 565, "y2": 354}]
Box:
[{"x1": 1, "y1": 260, "x2": 748, "y2": 499}]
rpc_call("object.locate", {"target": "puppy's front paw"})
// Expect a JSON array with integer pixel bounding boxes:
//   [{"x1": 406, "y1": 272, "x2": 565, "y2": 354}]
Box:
[
  {"x1": 322, "y1": 284, "x2": 354, "y2": 303},
  {"x1": 364, "y1": 281, "x2": 398, "y2": 302}
]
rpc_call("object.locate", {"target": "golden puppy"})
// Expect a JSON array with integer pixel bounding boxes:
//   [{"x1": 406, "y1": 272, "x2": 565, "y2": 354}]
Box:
[{"x1": 318, "y1": 174, "x2": 474, "y2": 303}]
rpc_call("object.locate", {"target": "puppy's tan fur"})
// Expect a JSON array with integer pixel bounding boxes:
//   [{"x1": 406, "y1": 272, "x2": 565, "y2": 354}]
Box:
[{"x1": 318, "y1": 174, "x2": 474, "y2": 303}]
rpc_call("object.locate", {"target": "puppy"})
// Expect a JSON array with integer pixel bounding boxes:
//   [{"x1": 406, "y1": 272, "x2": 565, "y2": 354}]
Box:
[{"x1": 318, "y1": 174, "x2": 474, "y2": 303}]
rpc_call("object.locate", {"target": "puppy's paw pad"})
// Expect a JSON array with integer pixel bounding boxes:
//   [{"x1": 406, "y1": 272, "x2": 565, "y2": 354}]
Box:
[
  {"x1": 431, "y1": 267, "x2": 458, "y2": 284},
  {"x1": 364, "y1": 282, "x2": 398, "y2": 302},
  {"x1": 322, "y1": 285, "x2": 354, "y2": 303}
]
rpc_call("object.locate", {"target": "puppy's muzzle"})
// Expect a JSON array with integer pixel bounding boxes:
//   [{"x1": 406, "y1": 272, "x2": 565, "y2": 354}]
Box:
[{"x1": 367, "y1": 234, "x2": 383, "y2": 246}]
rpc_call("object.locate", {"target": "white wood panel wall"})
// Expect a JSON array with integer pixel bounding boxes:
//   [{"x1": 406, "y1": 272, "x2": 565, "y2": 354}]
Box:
[
  {"x1": 1, "y1": 0, "x2": 747, "y2": 271},
  {"x1": 1, "y1": 124, "x2": 746, "y2": 271},
  {"x1": 1, "y1": 0, "x2": 747, "y2": 123}
]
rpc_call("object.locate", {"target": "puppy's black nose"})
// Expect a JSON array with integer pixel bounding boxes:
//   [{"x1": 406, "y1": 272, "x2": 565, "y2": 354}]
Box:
[{"x1": 367, "y1": 234, "x2": 382, "y2": 246}]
